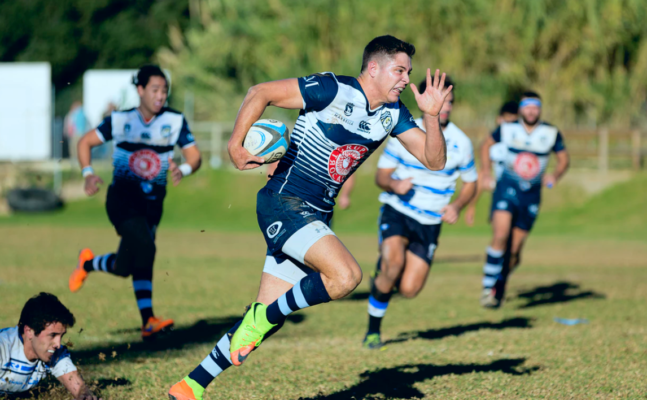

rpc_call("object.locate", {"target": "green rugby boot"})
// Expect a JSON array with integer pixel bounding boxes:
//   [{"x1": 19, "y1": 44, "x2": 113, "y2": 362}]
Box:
[{"x1": 230, "y1": 302, "x2": 276, "y2": 366}]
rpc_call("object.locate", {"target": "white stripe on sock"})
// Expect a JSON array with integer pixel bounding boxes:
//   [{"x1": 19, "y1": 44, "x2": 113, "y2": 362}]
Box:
[
  {"x1": 292, "y1": 283, "x2": 309, "y2": 309},
  {"x1": 482, "y1": 276, "x2": 497, "y2": 288},
  {"x1": 92, "y1": 257, "x2": 101, "y2": 271},
  {"x1": 100, "y1": 255, "x2": 109, "y2": 272},
  {"x1": 368, "y1": 304, "x2": 387, "y2": 318},
  {"x1": 278, "y1": 295, "x2": 292, "y2": 316},
  {"x1": 486, "y1": 246, "x2": 504, "y2": 258},
  {"x1": 484, "y1": 263, "x2": 503, "y2": 275},
  {"x1": 200, "y1": 353, "x2": 223, "y2": 377},
  {"x1": 215, "y1": 333, "x2": 232, "y2": 364}
]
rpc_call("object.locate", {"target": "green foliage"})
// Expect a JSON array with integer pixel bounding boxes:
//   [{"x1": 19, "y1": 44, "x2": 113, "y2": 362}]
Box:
[
  {"x1": 159, "y1": 0, "x2": 647, "y2": 128},
  {"x1": 0, "y1": 0, "x2": 191, "y2": 115}
]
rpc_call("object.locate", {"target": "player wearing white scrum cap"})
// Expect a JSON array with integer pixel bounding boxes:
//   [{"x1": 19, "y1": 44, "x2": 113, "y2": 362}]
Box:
[{"x1": 0, "y1": 293, "x2": 100, "y2": 399}]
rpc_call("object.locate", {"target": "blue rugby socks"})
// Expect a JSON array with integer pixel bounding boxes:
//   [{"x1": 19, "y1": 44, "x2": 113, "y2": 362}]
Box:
[
  {"x1": 132, "y1": 270, "x2": 154, "y2": 324},
  {"x1": 367, "y1": 277, "x2": 392, "y2": 334},
  {"x1": 265, "y1": 273, "x2": 332, "y2": 325},
  {"x1": 83, "y1": 253, "x2": 116, "y2": 273},
  {"x1": 482, "y1": 247, "x2": 504, "y2": 289},
  {"x1": 187, "y1": 321, "x2": 241, "y2": 389}
]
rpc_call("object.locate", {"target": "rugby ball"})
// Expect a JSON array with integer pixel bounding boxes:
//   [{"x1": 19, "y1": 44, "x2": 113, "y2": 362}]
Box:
[{"x1": 243, "y1": 119, "x2": 291, "y2": 164}]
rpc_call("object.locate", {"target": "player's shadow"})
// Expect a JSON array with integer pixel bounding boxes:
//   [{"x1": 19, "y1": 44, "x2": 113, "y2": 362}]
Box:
[
  {"x1": 297, "y1": 358, "x2": 539, "y2": 400},
  {"x1": 386, "y1": 317, "x2": 532, "y2": 345},
  {"x1": 514, "y1": 281, "x2": 605, "y2": 309},
  {"x1": 340, "y1": 290, "x2": 370, "y2": 301},
  {"x1": 72, "y1": 314, "x2": 305, "y2": 366}
]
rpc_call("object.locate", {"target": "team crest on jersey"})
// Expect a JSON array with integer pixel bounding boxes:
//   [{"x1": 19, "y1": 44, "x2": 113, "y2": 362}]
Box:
[
  {"x1": 161, "y1": 124, "x2": 172, "y2": 138},
  {"x1": 380, "y1": 110, "x2": 393, "y2": 132},
  {"x1": 344, "y1": 103, "x2": 354, "y2": 116},
  {"x1": 514, "y1": 152, "x2": 541, "y2": 180},
  {"x1": 129, "y1": 149, "x2": 162, "y2": 180},
  {"x1": 328, "y1": 144, "x2": 368, "y2": 183}
]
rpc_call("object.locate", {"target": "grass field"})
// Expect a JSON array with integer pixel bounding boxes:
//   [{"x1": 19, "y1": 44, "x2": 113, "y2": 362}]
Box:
[{"x1": 1, "y1": 170, "x2": 646, "y2": 399}]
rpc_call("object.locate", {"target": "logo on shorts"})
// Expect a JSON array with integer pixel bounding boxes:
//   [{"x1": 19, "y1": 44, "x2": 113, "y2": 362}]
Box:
[
  {"x1": 344, "y1": 103, "x2": 354, "y2": 116},
  {"x1": 427, "y1": 243, "x2": 437, "y2": 260},
  {"x1": 513, "y1": 152, "x2": 541, "y2": 180},
  {"x1": 140, "y1": 182, "x2": 153, "y2": 193},
  {"x1": 328, "y1": 144, "x2": 368, "y2": 183},
  {"x1": 267, "y1": 221, "x2": 283, "y2": 238},
  {"x1": 380, "y1": 223, "x2": 389, "y2": 231},
  {"x1": 528, "y1": 204, "x2": 539, "y2": 215},
  {"x1": 496, "y1": 200, "x2": 508, "y2": 210},
  {"x1": 128, "y1": 149, "x2": 162, "y2": 180},
  {"x1": 380, "y1": 110, "x2": 393, "y2": 132},
  {"x1": 300, "y1": 211, "x2": 314, "y2": 217}
]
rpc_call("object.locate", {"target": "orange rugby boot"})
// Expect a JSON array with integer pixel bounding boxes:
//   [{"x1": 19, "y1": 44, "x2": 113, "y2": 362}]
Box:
[
  {"x1": 142, "y1": 316, "x2": 174, "y2": 340},
  {"x1": 69, "y1": 248, "x2": 94, "y2": 293}
]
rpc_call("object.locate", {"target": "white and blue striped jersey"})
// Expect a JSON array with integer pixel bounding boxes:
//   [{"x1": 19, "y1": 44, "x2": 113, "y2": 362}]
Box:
[
  {"x1": 0, "y1": 326, "x2": 76, "y2": 394},
  {"x1": 266, "y1": 72, "x2": 418, "y2": 211},
  {"x1": 378, "y1": 119, "x2": 478, "y2": 225},
  {"x1": 493, "y1": 121, "x2": 565, "y2": 192},
  {"x1": 96, "y1": 107, "x2": 195, "y2": 192}
]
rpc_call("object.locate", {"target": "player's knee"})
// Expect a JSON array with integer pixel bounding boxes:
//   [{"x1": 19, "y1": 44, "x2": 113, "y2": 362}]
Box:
[
  {"x1": 382, "y1": 252, "x2": 405, "y2": 282},
  {"x1": 399, "y1": 282, "x2": 422, "y2": 299},
  {"x1": 328, "y1": 263, "x2": 362, "y2": 299}
]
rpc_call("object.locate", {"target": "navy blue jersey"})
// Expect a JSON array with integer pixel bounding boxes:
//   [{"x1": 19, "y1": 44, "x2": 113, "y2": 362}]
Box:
[
  {"x1": 96, "y1": 107, "x2": 195, "y2": 191},
  {"x1": 266, "y1": 72, "x2": 418, "y2": 211},
  {"x1": 492, "y1": 121, "x2": 565, "y2": 192}
]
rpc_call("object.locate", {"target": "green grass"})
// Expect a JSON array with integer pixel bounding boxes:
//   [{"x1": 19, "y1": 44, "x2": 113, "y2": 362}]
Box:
[{"x1": 1, "y1": 170, "x2": 646, "y2": 398}]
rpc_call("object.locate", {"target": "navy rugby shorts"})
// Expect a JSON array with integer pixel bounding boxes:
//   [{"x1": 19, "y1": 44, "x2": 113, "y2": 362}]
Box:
[
  {"x1": 378, "y1": 204, "x2": 441, "y2": 265},
  {"x1": 257, "y1": 187, "x2": 336, "y2": 285},
  {"x1": 490, "y1": 181, "x2": 540, "y2": 232}
]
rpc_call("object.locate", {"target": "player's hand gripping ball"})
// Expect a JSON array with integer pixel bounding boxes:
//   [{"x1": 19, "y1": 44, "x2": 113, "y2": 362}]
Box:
[{"x1": 243, "y1": 119, "x2": 291, "y2": 164}]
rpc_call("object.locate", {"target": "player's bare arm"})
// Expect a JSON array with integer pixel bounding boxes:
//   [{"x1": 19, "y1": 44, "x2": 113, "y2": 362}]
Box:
[
  {"x1": 396, "y1": 69, "x2": 451, "y2": 170},
  {"x1": 543, "y1": 149, "x2": 570, "y2": 187},
  {"x1": 441, "y1": 180, "x2": 477, "y2": 224},
  {"x1": 58, "y1": 370, "x2": 101, "y2": 400},
  {"x1": 227, "y1": 79, "x2": 304, "y2": 170},
  {"x1": 169, "y1": 145, "x2": 202, "y2": 186},
  {"x1": 479, "y1": 136, "x2": 496, "y2": 189},
  {"x1": 77, "y1": 129, "x2": 105, "y2": 196},
  {"x1": 375, "y1": 168, "x2": 413, "y2": 195}
]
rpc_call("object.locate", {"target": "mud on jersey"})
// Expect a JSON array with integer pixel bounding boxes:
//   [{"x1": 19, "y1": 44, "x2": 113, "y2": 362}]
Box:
[
  {"x1": 0, "y1": 327, "x2": 76, "y2": 394},
  {"x1": 266, "y1": 72, "x2": 418, "y2": 211},
  {"x1": 378, "y1": 119, "x2": 477, "y2": 225},
  {"x1": 96, "y1": 107, "x2": 195, "y2": 192},
  {"x1": 492, "y1": 121, "x2": 565, "y2": 192}
]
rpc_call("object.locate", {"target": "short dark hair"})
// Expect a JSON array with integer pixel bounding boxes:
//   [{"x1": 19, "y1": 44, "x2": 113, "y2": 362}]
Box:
[
  {"x1": 18, "y1": 293, "x2": 75, "y2": 336},
  {"x1": 417, "y1": 75, "x2": 454, "y2": 95},
  {"x1": 133, "y1": 64, "x2": 168, "y2": 88},
  {"x1": 499, "y1": 101, "x2": 519, "y2": 115},
  {"x1": 361, "y1": 35, "x2": 416, "y2": 73},
  {"x1": 521, "y1": 91, "x2": 541, "y2": 100}
]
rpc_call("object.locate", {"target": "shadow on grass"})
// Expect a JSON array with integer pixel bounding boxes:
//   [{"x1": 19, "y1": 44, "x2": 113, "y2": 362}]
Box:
[
  {"x1": 386, "y1": 317, "x2": 533, "y2": 345},
  {"x1": 298, "y1": 358, "x2": 539, "y2": 400},
  {"x1": 2, "y1": 377, "x2": 131, "y2": 399},
  {"x1": 73, "y1": 314, "x2": 305, "y2": 366},
  {"x1": 515, "y1": 281, "x2": 605, "y2": 309}
]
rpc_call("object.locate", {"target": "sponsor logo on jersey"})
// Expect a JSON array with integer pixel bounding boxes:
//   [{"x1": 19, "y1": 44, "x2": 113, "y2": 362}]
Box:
[
  {"x1": 161, "y1": 125, "x2": 172, "y2": 138},
  {"x1": 333, "y1": 113, "x2": 354, "y2": 126},
  {"x1": 513, "y1": 152, "x2": 541, "y2": 180},
  {"x1": 267, "y1": 221, "x2": 283, "y2": 238},
  {"x1": 328, "y1": 144, "x2": 368, "y2": 183},
  {"x1": 128, "y1": 149, "x2": 162, "y2": 180},
  {"x1": 141, "y1": 132, "x2": 151, "y2": 140},
  {"x1": 124, "y1": 124, "x2": 131, "y2": 134},
  {"x1": 380, "y1": 110, "x2": 393, "y2": 132},
  {"x1": 344, "y1": 103, "x2": 354, "y2": 116},
  {"x1": 358, "y1": 121, "x2": 371, "y2": 133}
]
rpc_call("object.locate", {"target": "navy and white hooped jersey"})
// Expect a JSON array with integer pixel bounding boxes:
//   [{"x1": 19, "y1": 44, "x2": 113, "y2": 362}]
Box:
[
  {"x1": 96, "y1": 107, "x2": 196, "y2": 191},
  {"x1": 377, "y1": 119, "x2": 477, "y2": 225},
  {"x1": 0, "y1": 326, "x2": 76, "y2": 394},
  {"x1": 493, "y1": 121, "x2": 565, "y2": 191},
  {"x1": 266, "y1": 72, "x2": 418, "y2": 211}
]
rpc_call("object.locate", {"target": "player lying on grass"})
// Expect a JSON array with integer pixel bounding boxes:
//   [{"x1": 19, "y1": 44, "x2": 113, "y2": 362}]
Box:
[
  {"x1": 479, "y1": 92, "x2": 570, "y2": 308},
  {"x1": 360, "y1": 76, "x2": 477, "y2": 349},
  {"x1": 69, "y1": 65, "x2": 201, "y2": 340},
  {"x1": 168, "y1": 35, "x2": 451, "y2": 399},
  {"x1": 464, "y1": 101, "x2": 518, "y2": 226},
  {"x1": 0, "y1": 293, "x2": 100, "y2": 399}
]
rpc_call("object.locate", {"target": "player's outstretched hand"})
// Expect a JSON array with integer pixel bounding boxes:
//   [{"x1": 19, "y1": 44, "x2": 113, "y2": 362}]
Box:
[
  {"x1": 464, "y1": 205, "x2": 476, "y2": 226},
  {"x1": 410, "y1": 69, "x2": 453, "y2": 117},
  {"x1": 84, "y1": 175, "x2": 104, "y2": 196},
  {"x1": 440, "y1": 203, "x2": 460, "y2": 224},
  {"x1": 389, "y1": 177, "x2": 414, "y2": 195},
  {"x1": 168, "y1": 157, "x2": 183, "y2": 186},
  {"x1": 229, "y1": 145, "x2": 265, "y2": 171},
  {"x1": 337, "y1": 194, "x2": 351, "y2": 210},
  {"x1": 542, "y1": 173, "x2": 556, "y2": 188}
]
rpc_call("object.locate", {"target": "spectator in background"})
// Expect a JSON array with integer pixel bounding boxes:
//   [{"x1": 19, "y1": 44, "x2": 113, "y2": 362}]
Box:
[{"x1": 64, "y1": 102, "x2": 87, "y2": 163}]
